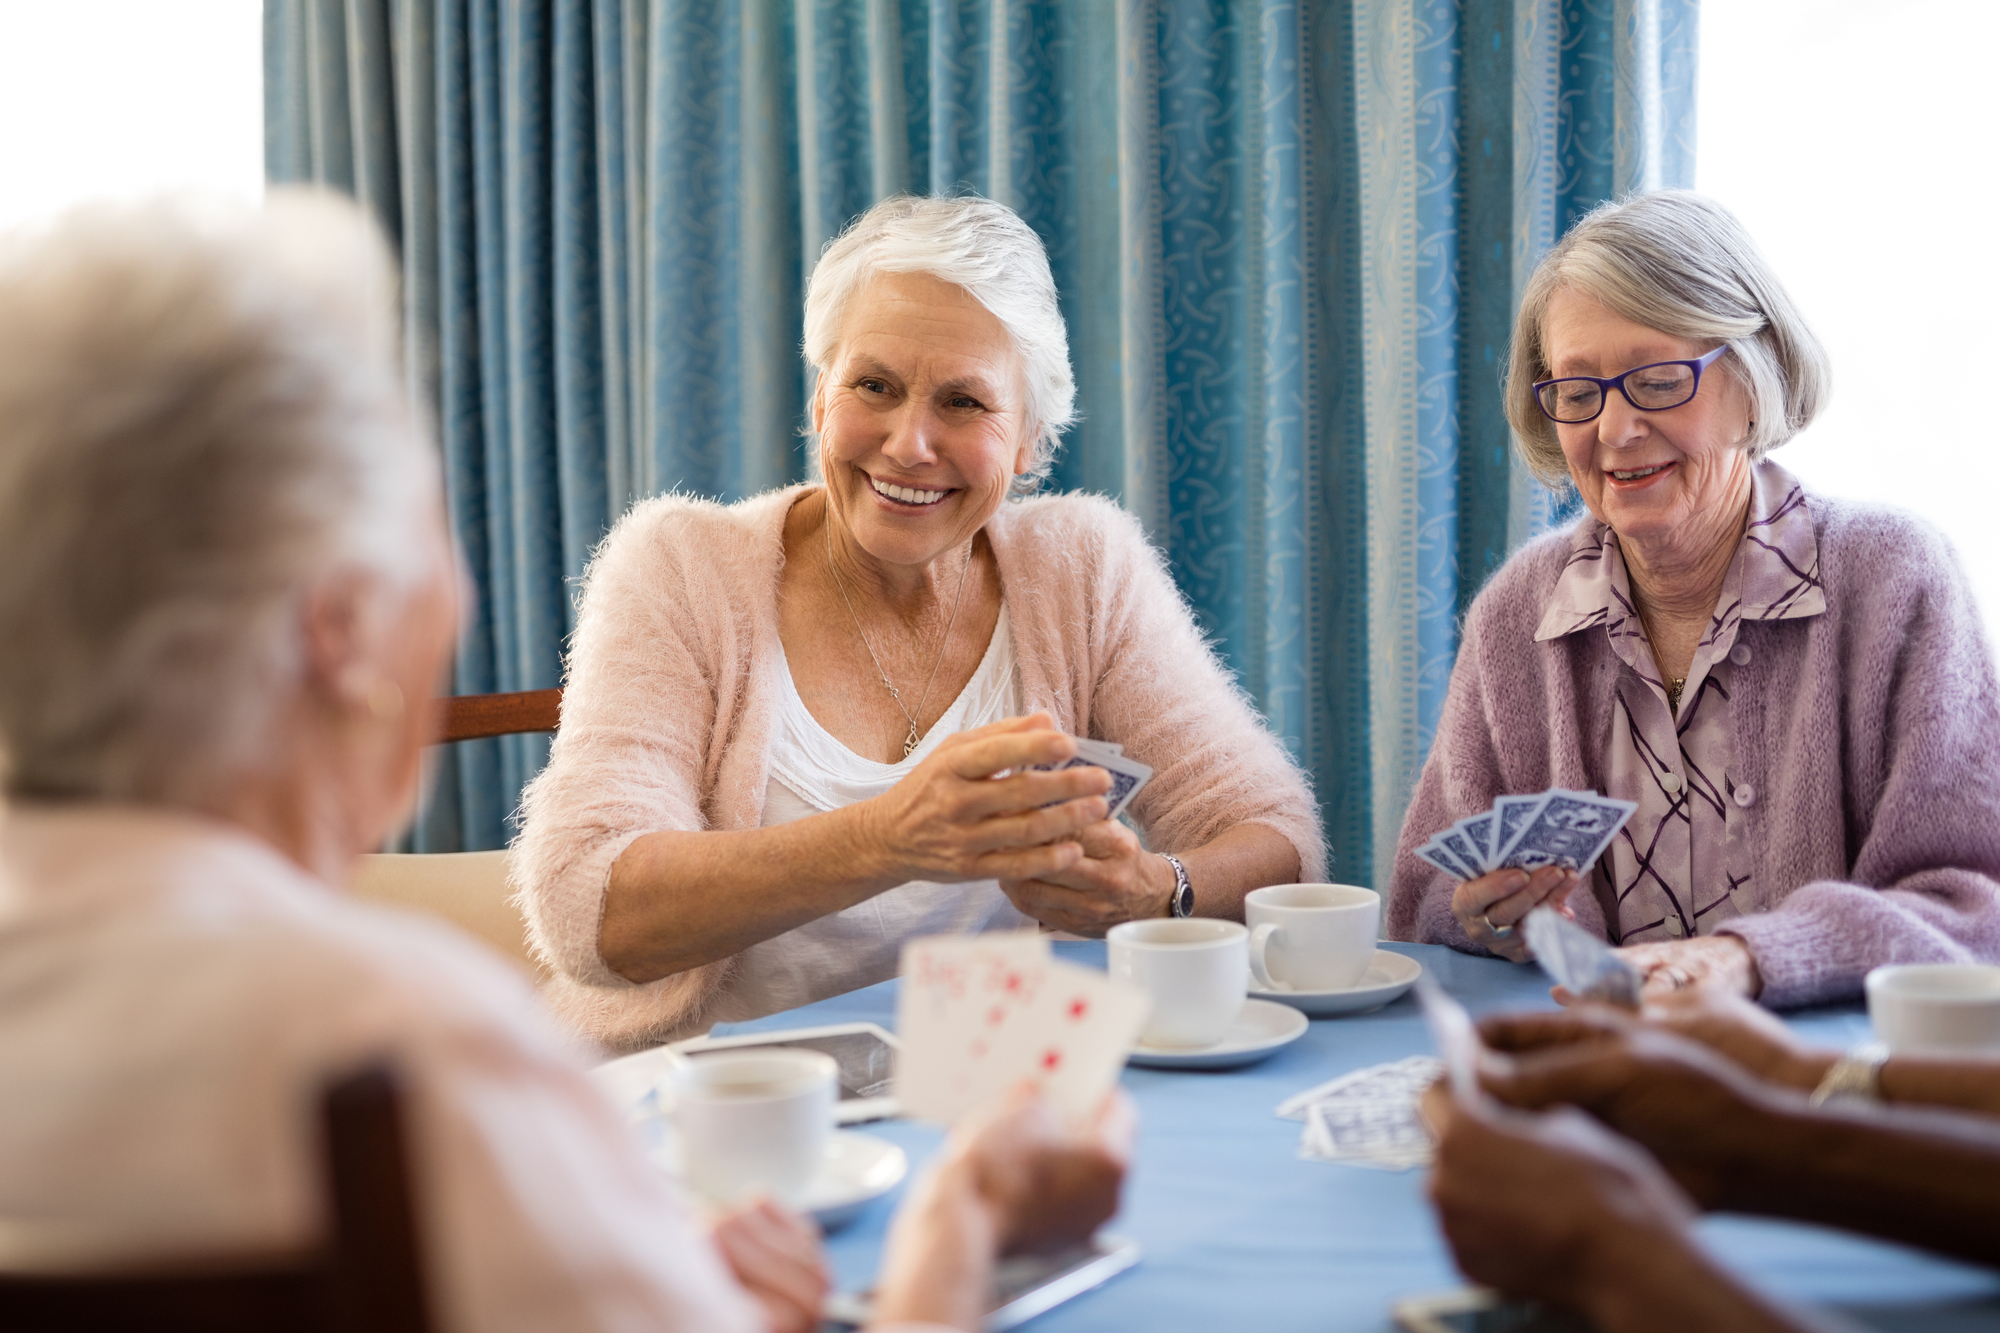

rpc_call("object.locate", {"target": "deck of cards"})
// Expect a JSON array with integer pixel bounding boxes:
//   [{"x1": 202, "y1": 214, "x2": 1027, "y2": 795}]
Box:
[
  {"x1": 1027, "y1": 737, "x2": 1153, "y2": 822},
  {"x1": 1413, "y1": 788, "x2": 1636, "y2": 881},
  {"x1": 895, "y1": 932, "x2": 1151, "y2": 1127},
  {"x1": 1276, "y1": 1056, "x2": 1443, "y2": 1172},
  {"x1": 1523, "y1": 906, "x2": 1643, "y2": 1009}
]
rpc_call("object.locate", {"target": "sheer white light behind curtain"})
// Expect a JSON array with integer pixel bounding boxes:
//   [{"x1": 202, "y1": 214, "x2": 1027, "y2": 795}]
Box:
[
  {"x1": 0, "y1": 1, "x2": 262, "y2": 231},
  {"x1": 1700, "y1": 1, "x2": 2000, "y2": 642}
]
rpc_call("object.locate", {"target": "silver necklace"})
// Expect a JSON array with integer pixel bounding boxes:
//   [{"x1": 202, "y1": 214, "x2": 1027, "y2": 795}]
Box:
[{"x1": 826, "y1": 519, "x2": 975, "y2": 759}]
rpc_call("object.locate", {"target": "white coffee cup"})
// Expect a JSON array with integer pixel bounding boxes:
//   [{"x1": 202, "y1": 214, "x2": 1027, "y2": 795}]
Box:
[
  {"x1": 1106, "y1": 918, "x2": 1248, "y2": 1049},
  {"x1": 668, "y1": 1048, "x2": 836, "y2": 1206},
  {"x1": 1246, "y1": 883, "x2": 1381, "y2": 992},
  {"x1": 1865, "y1": 964, "x2": 2000, "y2": 1055}
]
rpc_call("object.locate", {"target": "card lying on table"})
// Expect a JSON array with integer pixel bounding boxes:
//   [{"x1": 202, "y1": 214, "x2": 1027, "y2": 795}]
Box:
[
  {"x1": 1412, "y1": 787, "x2": 1636, "y2": 881},
  {"x1": 896, "y1": 933, "x2": 1151, "y2": 1126}
]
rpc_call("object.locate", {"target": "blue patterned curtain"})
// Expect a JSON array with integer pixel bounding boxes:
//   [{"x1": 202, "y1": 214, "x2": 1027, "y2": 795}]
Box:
[{"x1": 265, "y1": 0, "x2": 1696, "y2": 883}]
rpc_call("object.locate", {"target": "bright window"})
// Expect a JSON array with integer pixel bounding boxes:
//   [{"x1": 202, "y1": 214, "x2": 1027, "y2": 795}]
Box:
[
  {"x1": 1700, "y1": 0, "x2": 2000, "y2": 640},
  {"x1": 0, "y1": 0, "x2": 262, "y2": 232}
]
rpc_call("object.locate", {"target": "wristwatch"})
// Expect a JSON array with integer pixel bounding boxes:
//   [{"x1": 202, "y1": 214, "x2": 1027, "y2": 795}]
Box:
[
  {"x1": 1808, "y1": 1043, "x2": 1889, "y2": 1107},
  {"x1": 1161, "y1": 853, "x2": 1194, "y2": 918}
]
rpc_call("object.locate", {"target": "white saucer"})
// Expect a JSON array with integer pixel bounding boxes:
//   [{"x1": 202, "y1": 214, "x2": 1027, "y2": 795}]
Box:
[
  {"x1": 1125, "y1": 998, "x2": 1309, "y2": 1069},
  {"x1": 1248, "y1": 949, "x2": 1424, "y2": 1016},
  {"x1": 643, "y1": 1129, "x2": 908, "y2": 1230}
]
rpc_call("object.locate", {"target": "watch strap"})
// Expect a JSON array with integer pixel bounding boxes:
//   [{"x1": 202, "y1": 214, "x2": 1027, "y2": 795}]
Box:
[
  {"x1": 1808, "y1": 1042, "x2": 1888, "y2": 1108},
  {"x1": 1161, "y1": 853, "x2": 1193, "y2": 918}
]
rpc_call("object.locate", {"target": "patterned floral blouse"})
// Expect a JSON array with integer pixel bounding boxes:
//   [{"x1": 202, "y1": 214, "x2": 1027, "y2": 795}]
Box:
[{"x1": 1533, "y1": 462, "x2": 1827, "y2": 944}]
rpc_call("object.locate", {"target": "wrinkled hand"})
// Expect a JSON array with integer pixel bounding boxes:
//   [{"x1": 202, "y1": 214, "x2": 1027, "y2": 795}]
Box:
[
  {"x1": 1478, "y1": 1023, "x2": 1784, "y2": 1208},
  {"x1": 861, "y1": 713, "x2": 1111, "y2": 886},
  {"x1": 1611, "y1": 934, "x2": 1762, "y2": 1002},
  {"x1": 946, "y1": 1083, "x2": 1135, "y2": 1255},
  {"x1": 711, "y1": 1197, "x2": 830, "y2": 1333},
  {"x1": 1428, "y1": 1092, "x2": 1697, "y2": 1310},
  {"x1": 1449, "y1": 866, "x2": 1580, "y2": 962},
  {"x1": 998, "y1": 820, "x2": 1174, "y2": 935}
]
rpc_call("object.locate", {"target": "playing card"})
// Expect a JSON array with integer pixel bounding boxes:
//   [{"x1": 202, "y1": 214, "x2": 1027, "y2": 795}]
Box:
[
  {"x1": 1497, "y1": 789, "x2": 1636, "y2": 873},
  {"x1": 1416, "y1": 976, "x2": 1483, "y2": 1102},
  {"x1": 1454, "y1": 812, "x2": 1497, "y2": 872},
  {"x1": 1434, "y1": 827, "x2": 1488, "y2": 880},
  {"x1": 1029, "y1": 739, "x2": 1154, "y2": 822},
  {"x1": 1490, "y1": 792, "x2": 1551, "y2": 863},
  {"x1": 895, "y1": 933, "x2": 1149, "y2": 1125},
  {"x1": 1522, "y1": 906, "x2": 1641, "y2": 1009},
  {"x1": 1279, "y1": 1057, "x2": 1444, "y2": 1172},
  {"x1": 1276, "y1": 1055, "x2": 1443, "y2": 1120},
  {"x1": 1412, "y1": 840, "x2": 1474, "y2": 881}
]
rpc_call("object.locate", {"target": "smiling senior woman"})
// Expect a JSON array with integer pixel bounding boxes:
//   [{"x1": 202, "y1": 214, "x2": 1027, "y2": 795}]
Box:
[
  {"x1": 513, "y1": 195, "x2": 1323, "y2": 1049},
  {"x1": 1387, "y1": 190, "x2": 2000, "y2": 1007}
]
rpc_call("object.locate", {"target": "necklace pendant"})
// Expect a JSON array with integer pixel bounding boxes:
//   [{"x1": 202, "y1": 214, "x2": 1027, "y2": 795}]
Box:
[{"x1": 902, "y1": 722, "x2": 921, "y2": 760}]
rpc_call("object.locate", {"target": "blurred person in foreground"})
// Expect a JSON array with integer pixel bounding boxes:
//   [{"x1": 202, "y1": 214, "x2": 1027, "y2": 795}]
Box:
[
  {"x1": 1423, "y1": 990, "x2": 2000, "y2": 1332},
  {"x1": 1388, "y1": 189, "x2": 2000, "y2": 1006},
  {"x1": 512, "y1": 194, "x2": 1324, "y2": 1052},
  {"x1": 0, "y1": 191, "x2": 1126, "y2": 1333}
]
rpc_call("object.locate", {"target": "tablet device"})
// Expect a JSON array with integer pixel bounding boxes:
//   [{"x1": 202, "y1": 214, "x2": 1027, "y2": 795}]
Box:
[
  {"x1": 672, "y1": 1022, "x2": 901, "y2": 1125},
  {"x1": 821, "y1": 1234, "x2": 1140, "y2": 1330}
]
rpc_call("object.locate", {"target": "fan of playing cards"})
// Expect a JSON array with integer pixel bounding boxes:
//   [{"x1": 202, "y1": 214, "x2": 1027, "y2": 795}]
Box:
[
  {"x1": 1412, "y1": 787, "x2": 1637, "y2": 881},
  {"x1": 1026, "y1": 737, "x2": 1153, "y2": 822}
]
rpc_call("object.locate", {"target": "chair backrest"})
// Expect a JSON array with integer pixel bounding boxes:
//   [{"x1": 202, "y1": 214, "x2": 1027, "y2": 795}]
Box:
[
  {"x1": 435, "y1": 688, "x2": 562, "y2": 743},
  {"x1": 0, "y1": 1065, "x2": 433, "y2": 1333}
]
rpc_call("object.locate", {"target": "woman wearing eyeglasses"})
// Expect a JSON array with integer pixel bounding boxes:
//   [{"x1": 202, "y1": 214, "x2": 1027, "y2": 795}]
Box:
[{"x1": 1385, "y1": 190, "x2": 2000, "y2": 1009}]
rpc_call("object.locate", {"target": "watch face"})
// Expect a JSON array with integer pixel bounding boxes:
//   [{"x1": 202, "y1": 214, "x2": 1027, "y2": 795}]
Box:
[{"x1": 1174, "y1": 879, "x2": 1195, "y2": 917}]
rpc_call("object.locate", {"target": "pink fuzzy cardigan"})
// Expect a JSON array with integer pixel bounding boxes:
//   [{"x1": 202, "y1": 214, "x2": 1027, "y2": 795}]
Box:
[
  {"x1": 512, "y1": 485, "x2": 1326, "y2": 1050},
  {"x1": 1386, "y1": 488, "x2": 2000, "y2": 1007}
]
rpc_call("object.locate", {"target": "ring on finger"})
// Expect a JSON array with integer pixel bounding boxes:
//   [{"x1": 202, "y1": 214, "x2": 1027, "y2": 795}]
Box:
[{"x1": 1480, "y1": 913, "x2": 1515, "y2": 941}]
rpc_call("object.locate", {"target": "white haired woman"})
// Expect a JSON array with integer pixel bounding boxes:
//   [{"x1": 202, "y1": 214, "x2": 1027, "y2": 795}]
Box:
[
  {"x1": 1387, "y1": 190, "x2": 2000, "y2": 1007},
  {"x1": 514, "y1": 194, "x2": 1324, "y2": 1049},
  {"x1": 0, "y1": 192, "x2": 1130, "y2": 1333}
]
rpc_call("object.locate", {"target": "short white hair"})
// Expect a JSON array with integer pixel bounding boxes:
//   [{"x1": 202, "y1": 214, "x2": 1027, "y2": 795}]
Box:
[
  {"x1": 1507, "y1": 190, "x2": 1831, "y2": 486},
  {"x1": 0, "y1": 189, "x2": 435, "y2": 804},
  {"x1": 803, "y1": 195, "x2": 1076, "y2": 492}
]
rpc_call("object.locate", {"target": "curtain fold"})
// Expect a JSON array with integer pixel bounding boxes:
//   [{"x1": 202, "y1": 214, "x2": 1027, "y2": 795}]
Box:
[{"x1": 266, "y1": 0, "x2": 1695, "y2": 883}]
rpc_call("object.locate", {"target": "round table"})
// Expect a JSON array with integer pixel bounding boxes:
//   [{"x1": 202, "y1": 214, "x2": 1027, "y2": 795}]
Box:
[{"x1": 707, "y1": 941, "x2": 2000, "y2": 1332}]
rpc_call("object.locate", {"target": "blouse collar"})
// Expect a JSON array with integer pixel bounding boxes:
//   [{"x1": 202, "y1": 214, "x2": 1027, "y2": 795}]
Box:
[{"x1": 1534, "y1": 460, "x2": 1827, "y2": 645}]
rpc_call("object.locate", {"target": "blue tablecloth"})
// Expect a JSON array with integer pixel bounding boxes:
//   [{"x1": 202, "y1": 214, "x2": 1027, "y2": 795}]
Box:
[{"x1": 712, "y1": 942, "x2": 2000, "y2": 1331}]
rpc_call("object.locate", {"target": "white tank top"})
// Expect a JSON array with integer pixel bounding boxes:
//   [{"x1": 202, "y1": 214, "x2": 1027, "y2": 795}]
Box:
[{"x1": 707, "y1": 606, "x2": 1033, "y2": 1025}]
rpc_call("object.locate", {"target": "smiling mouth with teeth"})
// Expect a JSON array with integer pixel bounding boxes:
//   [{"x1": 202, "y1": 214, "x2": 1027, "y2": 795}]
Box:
[
  {"x1": 869, "y1": 475, "x2": 952, "y2": 506},
  {"x1": 1609, "y1": 463, "x2": 1672, "y2": 482}
]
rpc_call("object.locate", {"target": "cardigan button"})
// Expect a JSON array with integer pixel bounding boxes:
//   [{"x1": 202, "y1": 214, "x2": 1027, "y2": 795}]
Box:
[
  {"x1": 1730, "y1": 643, "x2": 1752, "y2": 666},
  {"x1": 1734, "y1": 784, "x2": 1756, "y2": 808},
  {"x1": 1665, "y1": 916, "x2": 1685, "y2": 937},
  {"x1": 1659, "y1": 770, "x2": 1684, "y2": 794}
]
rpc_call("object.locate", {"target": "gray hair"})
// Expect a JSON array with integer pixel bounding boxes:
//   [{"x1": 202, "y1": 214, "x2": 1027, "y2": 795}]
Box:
[
  {"x1": 0, "y1": 189, "x2": 435, "y2": 805},
  {"x1": 803, "y1": 195, "x2": 1076, "y2": 493},
  {"x1": 1506, "y1": 190, "x2": 1830, "y2": 486}
]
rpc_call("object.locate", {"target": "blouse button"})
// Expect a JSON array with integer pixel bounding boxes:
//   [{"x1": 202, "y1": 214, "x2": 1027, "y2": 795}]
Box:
[
  {"x1": 1665, "y1": 917, "x2": 1686, "y2": 937},
  {"x1": 1730, "y1": 643, "x2": 1752, "y2": 666},
  {"x1": 1659, "y1": 770, "x2": 1684, "y2": 794},
  {"x1": 1734, "y1": 784, "x2": 1757, "y2": 808}
]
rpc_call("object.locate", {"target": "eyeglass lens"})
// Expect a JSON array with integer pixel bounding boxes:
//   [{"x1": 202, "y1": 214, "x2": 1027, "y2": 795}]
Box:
[{"x1": 1537, "y1": 363, "x2": 1698, "y2": 423}]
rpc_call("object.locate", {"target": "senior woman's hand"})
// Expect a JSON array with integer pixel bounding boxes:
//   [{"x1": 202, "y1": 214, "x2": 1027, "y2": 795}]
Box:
[
  {"x1": 996, "y1": 818, "x2": 1175, "y2": 934},
  {"x1": 1450, "y1": 866, "x2": 1581, "y2": 961},
  {"x1": 1610, "y1": 935, "x2": 1763, "y2": 1002},
  {"x1": 858, "y1": 713, "x2": 1114, "y2": 885}
]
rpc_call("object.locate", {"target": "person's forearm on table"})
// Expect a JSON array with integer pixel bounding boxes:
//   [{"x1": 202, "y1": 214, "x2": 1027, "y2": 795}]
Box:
[
  {"x1": 1577, "y1": 1224, "x2": 1830, "y2": 1333},
  {"x1": 868, "y1": 1159, "x2": 1000, "y2": 1332},
  {"x1": 1706, "y1": 1100, "x2": 2000, "y2": 1267},
  {"x1": 600, "y1": 810, "x2": 914, "y2": 982},
  {"x1": 1770, "y1": 1048, "x2": 2000, "y2": 1120},
  {"x1": 1176, "y1": 823, "x2": 1301, "y2": 919}
]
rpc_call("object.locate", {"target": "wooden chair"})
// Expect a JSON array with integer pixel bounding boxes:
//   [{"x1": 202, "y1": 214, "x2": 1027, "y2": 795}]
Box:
[
  {"x1": 0, "y1": 1065, "x2": 432, "y2": 1333},
  {"x1": 351, "y1": 688, "x2": 564, "y2": 975}
]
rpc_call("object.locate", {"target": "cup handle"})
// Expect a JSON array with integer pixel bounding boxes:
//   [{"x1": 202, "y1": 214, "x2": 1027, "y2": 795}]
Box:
[{"x1": 1249, "y1": 923, "x2": 1289, "y2": 992}]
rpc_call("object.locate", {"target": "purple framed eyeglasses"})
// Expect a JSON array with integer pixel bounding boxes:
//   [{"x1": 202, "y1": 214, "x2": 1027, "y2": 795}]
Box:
[{"x1": 1532, "y1": 344, "x2": 1731, "y2": 424}]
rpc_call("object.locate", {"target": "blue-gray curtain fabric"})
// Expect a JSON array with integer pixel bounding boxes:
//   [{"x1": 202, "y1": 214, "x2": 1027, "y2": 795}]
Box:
[{"x1": 265, "y1": 0, "x2": 1696, "y2": 882}]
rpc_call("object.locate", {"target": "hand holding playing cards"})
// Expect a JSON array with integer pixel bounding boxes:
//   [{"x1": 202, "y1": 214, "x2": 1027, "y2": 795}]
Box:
[
  {"x1": 1451, "y1": 866, "x2": 1580, "y2": 961},
  {"x1": 872, "y1": 1085, "x2": 1133, "y2": 1331},
  {"x1": 710, "y1": 1196, "x2": 831, "y2": 1333},
  {"x1": 860, "y1": 713, "x2": 1113, "y2": 885},
  {"x1": 998, "y1": 817, "x2": 1176, "y2": 934}
]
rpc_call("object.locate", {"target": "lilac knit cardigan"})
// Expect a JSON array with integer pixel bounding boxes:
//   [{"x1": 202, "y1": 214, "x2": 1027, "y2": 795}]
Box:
[
  {"x1": 512, "y1": 485, "x2": 1326, "y2": 1050},
  {"x1": 1386, "y1": 489, "x2": 2000, "y2": 1007}
]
